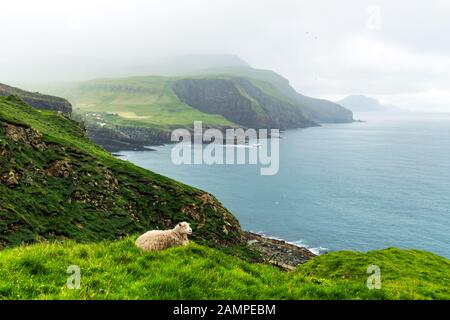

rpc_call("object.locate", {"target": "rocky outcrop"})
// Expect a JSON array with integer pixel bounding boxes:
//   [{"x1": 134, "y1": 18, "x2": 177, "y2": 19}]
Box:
[
  {"x1": 3, "y1": 123, "x2": 47, "y2": 151},
  {"x1": 173, "y1": 78, "x2": 316, "y2": 130},
  {"x1": 86, "y1": 125, "x2": 162, "y2": 152},
  {"x1": 244, "y1": 232, "x2": 316, "y2": 270},
  {"x1": 0, "y1": 83, "x2": 72, "y2": 114},
  {"x1": 115, "y1": 125, "x2": 172, "y2": 146},
  {"x1": 86, "y1": 123, "x2": 246, "y2": 152}
]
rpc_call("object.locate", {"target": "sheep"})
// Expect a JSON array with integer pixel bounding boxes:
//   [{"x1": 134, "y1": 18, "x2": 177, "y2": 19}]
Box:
[{"x1": 135, "y1": 221, "x2": 193, "y2": 252}]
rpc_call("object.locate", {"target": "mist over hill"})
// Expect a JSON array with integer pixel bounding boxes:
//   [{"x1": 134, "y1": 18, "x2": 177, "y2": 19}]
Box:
[
  {"x1": 338, "y1": 95, "x2": 403, "y2": 113},
  {"x1": 12, "y1": 54, "x2": 348, "y2": 151},
  {"x1": 132, "y1": 54, "x2": 251, "y2": 76}
]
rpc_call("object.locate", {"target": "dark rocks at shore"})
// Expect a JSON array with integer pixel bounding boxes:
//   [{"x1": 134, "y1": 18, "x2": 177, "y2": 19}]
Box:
[
  {"x1": 244, "y1": 231, "x2": 316, "y2": 271},
  {"x1": 86, "y1": 125, "x2": 164, "y2": 152},
  {"x1": 87, "y1": 123, "x2": 283, "y2": 153}
]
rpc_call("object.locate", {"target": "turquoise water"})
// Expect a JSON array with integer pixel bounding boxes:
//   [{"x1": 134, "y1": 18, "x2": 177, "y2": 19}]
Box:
[{"x1": 119, "y1": 113, "x2": 450, "y2": 258}]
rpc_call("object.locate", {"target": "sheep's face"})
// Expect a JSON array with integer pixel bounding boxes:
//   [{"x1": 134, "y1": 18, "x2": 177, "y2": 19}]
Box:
[{"x1": 176, "y1": 222, "x2": 193, "y2": 235}]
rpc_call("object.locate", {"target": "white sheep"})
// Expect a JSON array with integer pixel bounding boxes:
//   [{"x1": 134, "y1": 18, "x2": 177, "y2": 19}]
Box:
[{"x1": 135, "y1": 222, "x2": 193, "y2": 252}]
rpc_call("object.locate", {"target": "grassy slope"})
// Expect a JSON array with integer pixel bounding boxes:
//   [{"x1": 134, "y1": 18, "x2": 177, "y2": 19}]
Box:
[
  {"x1": 0, "y1": 96, "x2": 243, "y2": 249},
  {"x1": 1, "y1": 94, "x2": 447, "y2": 300},
  {"x1": 184, "y1": 67, "x2": 296, "y2": 102},
  {"x1": 61, "y1": 76, "x2": 235, "y2": 129},
  {"x1": 0, "y1": 83, "x2": 72, "y2": 114},
  {"x1": 55, "y1": 73, "x2": 309, "y2": 130},
  {"x1": 0, "y1": 83, "x2": 70, "y2": 106},
  {"x1": 0, "y1": 239, "x2": 448, "y2": 300}
]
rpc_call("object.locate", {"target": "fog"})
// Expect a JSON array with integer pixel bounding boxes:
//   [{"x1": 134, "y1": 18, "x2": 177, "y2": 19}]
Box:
[{"x1": 2, "y1": 0, "x2": 450, "y2": 112}]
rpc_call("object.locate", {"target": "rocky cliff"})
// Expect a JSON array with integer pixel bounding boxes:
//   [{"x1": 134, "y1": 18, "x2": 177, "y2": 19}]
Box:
[
  {"x1": 186, "y1": 66, "x2": 354, "y2": 124},
  {"x1": 86, "y1": 125, "x2": 169, "y2": 152},
  {"x1": 172, "y1": 77, "x2": 316, "y2": 129}
]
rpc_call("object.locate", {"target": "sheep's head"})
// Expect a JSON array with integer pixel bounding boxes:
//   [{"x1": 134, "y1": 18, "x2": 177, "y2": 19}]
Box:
[{"x1": 175, "y1": 221, "x2": 193, "y2": 235}]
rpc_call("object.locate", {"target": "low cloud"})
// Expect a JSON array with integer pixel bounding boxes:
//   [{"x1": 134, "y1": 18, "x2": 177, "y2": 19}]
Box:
[{"x1": 1, "y1": 0, "x2": 450, "y2": 112}]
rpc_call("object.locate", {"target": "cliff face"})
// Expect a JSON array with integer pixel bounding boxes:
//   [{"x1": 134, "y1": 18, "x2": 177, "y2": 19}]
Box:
[
  {"x1": 173, "y1": 78, "x2": 270, "y2": 128},
  {"x1": 86, "y1": 125, "x2": 171, "y2": 152},
  {"x1": 187, "y1": 66, "x2": 354, "y2": 124},
  {"x1": 232, "y1": 77, "x2": 318, "y2": 128},
  {"x1": 172, "y1": 77, "x2": 316, "y2": 129},
  {"x1": 0, "y1": 83, "x2": 72, "y2": 114},
  {"x1": 295, "y1": 94, "x2": 354, "y2": 123}
]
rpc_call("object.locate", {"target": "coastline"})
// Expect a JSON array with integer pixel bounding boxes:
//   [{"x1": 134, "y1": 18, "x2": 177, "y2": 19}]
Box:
[
  {"x1": 244, "y1": 231, "x2": 316, "y2": 271},
  {"x1": 110, "y1": 139, "x2": 325, "y2": 269}
]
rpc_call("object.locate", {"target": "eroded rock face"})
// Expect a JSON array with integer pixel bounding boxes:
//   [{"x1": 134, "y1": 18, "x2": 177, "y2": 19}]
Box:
[
  {"x1": 173, "y1": 78, "x2": 272, "y2": 128},
  {"x1": 44, "y1": 159, "x2": 72, "y2": 178},
  {"x1": 3, "y1": 123, "x2": 47, "y2": 151},
  {"x1": 0, "y1": 143, "x2": 10, "y2": 160},
  {"x1": 172, "y1": 77, "x2": 318, "y2": 130},
  {"x1": 244, "y1": 232, "x2": 316, "y2": 270},
  {"x1": 3, "y1": 170, "x2": 20, "y2": 186},
  {"x1": 85, "y1": 125, "x2": 169, "y2": 152}
]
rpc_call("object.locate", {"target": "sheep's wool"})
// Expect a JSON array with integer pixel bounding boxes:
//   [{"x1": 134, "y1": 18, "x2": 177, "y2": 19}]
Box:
[{"x1": 135, "y1": 222, "x2": 192, "y2": 251}]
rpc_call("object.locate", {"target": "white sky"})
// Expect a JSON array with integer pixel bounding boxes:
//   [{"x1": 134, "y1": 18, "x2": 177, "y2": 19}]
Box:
[{"x1": 1, "y1": 0, "x2": 450, "y2": 112}]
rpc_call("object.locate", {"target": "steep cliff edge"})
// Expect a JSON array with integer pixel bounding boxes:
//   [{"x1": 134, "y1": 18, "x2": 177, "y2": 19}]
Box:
[
  {"x1": 187, "y1": 66, "x2": 354, "y2": 123},
  {"x1": 172, "y1": 77, "x2": 317, "y2": 129}
]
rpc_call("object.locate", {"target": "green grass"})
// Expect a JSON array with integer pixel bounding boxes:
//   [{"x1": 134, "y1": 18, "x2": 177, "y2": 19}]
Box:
[
  {"x1": 62, "y1": 76, "x2": 236, "y2": 129},
  {"x1": 0, "y1": 239, "x2": 448, "y2": 300},
  {"x1": 0, "y1": 83, "x2": 71, "y2": 107},
  {"x1": 53, "y1": 72, "x2": 308, "y2": 131},
  {"x1": 1, "y1": 93, "x2": 447, "y2": 300},
  {"x1": 0, "y1": 96, "x2": 243, "y2": 250}
]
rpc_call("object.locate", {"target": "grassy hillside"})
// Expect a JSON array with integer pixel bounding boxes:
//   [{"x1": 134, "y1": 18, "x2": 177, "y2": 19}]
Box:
[
  {"x1": 0, "y1": 83, "x2": 72, "y2": 114},
  {"x1": 55, "y1": 69, "x2": 352, "y2": 131},
  {"x1": 0, "y1": 239, "x2": 448, "y2": 300},
  {"x1": 60, "y1": 73, "x2": 316, "y2": 130},
  {"x1": 1, "y1": 92, "x2": 448, "y2": 301},
  {"x1": 47, "y1": 74, "x2": 319, "y2": 151},
  {"x1": 42, "y1": 68, "x2": 352, "y2": 150},
  {"x1": 0, "y1": 95, "x2": 243, "y2": 250},
  {"x1": 61, "y1": 76, "x2": 235, "y2": 129}
]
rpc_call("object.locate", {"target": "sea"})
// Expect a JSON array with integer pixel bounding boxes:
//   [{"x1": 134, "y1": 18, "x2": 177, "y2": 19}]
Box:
[{"x1": 117, "y1": 113, "x2": 450, "y2": 258}]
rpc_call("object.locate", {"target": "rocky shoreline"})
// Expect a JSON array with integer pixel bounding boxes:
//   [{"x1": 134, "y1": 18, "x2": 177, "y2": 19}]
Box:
[
  {"x1": 244, "y1": 231, "x2": 316, "y2": 271},
  {"x1": 91, "y1": 124, "x2": 282, "y2": 152}
]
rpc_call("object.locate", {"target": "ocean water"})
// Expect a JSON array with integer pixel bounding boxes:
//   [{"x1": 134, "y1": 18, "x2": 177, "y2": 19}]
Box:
[{"x1": 118, "y1": 113, "x2": 450, "y2": 258}]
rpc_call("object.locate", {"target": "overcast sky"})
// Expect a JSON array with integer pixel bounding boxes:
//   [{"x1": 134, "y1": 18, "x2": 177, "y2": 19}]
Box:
[{"x1": 2, "y1": 0, "x2": 450, "y2": 112}]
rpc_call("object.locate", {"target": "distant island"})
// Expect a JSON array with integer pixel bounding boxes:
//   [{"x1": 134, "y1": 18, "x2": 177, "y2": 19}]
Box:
[{"x1": 337, "y1": 95, "x2": 404, "y2": 113}]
